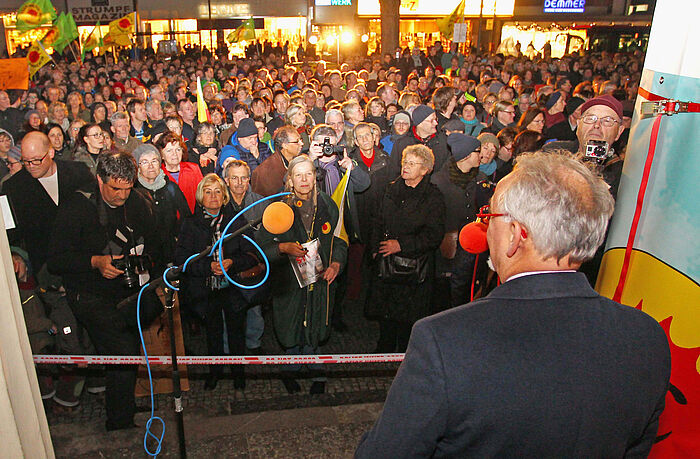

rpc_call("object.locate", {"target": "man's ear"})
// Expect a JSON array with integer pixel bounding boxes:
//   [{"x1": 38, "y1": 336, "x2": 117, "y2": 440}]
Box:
[{"x1": 505, "y1": 221, "x2": 526, "y2": 258}]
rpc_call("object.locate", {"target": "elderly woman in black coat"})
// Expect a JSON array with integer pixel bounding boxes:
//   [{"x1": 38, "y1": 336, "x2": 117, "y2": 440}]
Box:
[
  {"x1": 175, "y1": 173, "x2": 259, "y2": 391},
  {"x1": 367, "y1": 144, "x2": 446, "y2": 353}
]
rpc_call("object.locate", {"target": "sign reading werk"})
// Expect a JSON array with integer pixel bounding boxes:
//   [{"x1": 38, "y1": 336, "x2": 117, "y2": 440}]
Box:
[
  {"x1": 68, "y1": 0, "x2": 134, "y2": 25},
  {"x1": 544, "y1": 0, "x2": 585, "y2": 13}
]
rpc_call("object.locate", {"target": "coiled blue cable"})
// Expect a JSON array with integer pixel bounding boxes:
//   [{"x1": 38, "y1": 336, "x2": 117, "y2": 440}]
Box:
[
  {"x1": 211, "y1": 192, "x2": 290, "y2": 290},
  {"x1": 136, "y1": 282, "x2": 165, "y2": 457},
  {"x1": 135, "y1": 191, "x2": 290, "y2": 456}
]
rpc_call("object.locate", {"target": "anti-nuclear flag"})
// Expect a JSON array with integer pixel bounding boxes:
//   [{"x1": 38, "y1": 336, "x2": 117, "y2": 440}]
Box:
[
  {"x1": 226, "y1": 18, "x2": 256, "y2": 44},
  {"x1": 196, "y1": 77, "x2": 210, "y2": 123},
  {"x1": 595, "y1": 0, "x2": 700, "y2": 456},
  {"x1": 330, "y1": 169, "x2": 350, "y2": 245},
  {"x1": 27, "y1": 42, "x2": 51, "y2": 78},
  {"x1": 42, "y1": 12, "x2": 78, "y2": 55},
  {"x1": 16, "y1": 0, "x2": 56, "y2": 33},
  {"x1": 436, "y1": 0, "x2": 465, "y2": 41},
  {"x1": 81, "y1": 22, "x2": 103, "y2": 61},
  {"x1": 108, "y1": 13, "x2": 135, "y2": 47}
]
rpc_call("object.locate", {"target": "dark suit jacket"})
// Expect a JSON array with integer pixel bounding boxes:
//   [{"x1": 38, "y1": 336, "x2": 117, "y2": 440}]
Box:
[
  {"x1": 356, "y1": 272, "x2": 670, "y2": 458},
  {"x1": 2, "y1": 160, "x2": 95, "y2": 271}
]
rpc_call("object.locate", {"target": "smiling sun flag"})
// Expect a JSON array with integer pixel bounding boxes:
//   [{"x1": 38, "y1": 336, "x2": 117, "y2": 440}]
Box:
[
  {"x1": 27, "y1": 42, "x2": 51, "y2": 78},
  {"x1": 16, "y1": 0, "x2": 56, "y2": 33},
  {"x1": 108, "y1": 13, "x2": 134, "y2": 47}
]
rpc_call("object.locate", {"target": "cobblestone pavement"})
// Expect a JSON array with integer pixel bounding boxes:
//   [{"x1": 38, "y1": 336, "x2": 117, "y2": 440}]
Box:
[{"x1": 45, "y1": 298, "x2": 399, "y2": 457}]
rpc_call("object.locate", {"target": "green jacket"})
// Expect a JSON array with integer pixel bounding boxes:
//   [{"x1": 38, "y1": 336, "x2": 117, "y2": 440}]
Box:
[{"x1": 259, "y1": 192, "x2": 347, "y2": 349}]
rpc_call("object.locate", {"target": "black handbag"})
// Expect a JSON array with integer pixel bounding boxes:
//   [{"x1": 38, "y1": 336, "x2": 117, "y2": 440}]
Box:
[{"x1": 378, "y1": 253, "x2": 429, "y2": 284}]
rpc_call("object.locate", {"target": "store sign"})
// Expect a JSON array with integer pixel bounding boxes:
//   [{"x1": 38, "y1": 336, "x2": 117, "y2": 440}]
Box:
[
  {"x1": 68, "y1": 0, "x2": 135, "y2": 25},
  {"x1": 357, "y1": 0, "x2": 513, "y2": 17},
  {"x1": 315, "y1": 0, "x2": 352, "y2": 5},
  {"x1": 543, "y1": 0, "x2": 585, "y2": 13}
]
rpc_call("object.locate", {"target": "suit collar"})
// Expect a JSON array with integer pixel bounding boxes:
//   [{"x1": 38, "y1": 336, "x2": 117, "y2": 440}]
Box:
[{"x1": 486, "y1": 272, "x2": 599, "y2": 300}]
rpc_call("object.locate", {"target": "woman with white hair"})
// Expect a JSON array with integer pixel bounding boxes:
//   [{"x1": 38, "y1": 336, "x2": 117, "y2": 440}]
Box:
[{"x1": 258, "y1": 155, "x2": 347, "y2": 395}]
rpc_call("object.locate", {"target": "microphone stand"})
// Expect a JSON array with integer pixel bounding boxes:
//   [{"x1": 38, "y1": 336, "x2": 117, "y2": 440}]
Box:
[
  {"x1": 143, "y1": 215, "x2": 263, "y2": 458},
  {"x1": 162, "y1": 283, "x2": 186, "y2": 459}
]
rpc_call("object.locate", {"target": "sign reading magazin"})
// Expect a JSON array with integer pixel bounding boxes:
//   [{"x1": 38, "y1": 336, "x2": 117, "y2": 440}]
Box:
[{"x1": 68, "y1": 0, "x2": 135, "y2": 25}]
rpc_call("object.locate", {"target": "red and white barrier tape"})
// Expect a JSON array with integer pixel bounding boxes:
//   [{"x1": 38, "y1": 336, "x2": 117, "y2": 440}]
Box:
[{"x1": 32, "y1": 353, "x2": 405, "y2": 365}]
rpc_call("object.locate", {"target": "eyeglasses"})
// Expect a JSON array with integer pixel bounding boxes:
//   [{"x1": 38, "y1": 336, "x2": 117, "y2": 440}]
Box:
[
  {"x1": 580, "y1": 114, "x2": 620, "y2": 127},
  {"x1": 502, "y1": 110, "x2": 516, "y2": 114},
  {"x1": 228, "y1": 176, "x2": 250, "y2": 183},
  {"x1": 87, "y1": 132, "x2": 105, "y2": 138},
  {"x1": 402, "y1": 160, "x2": 424, "y2": 168},
  {"x1": 476, "y1": 205, "x2": 508, "y2": 225},
  {"x1": 139, "y1": 159, "x2": 160, "y2": 167},
  {"x1": 20, "y1": 152, "x2": 49, "y2": 166}
]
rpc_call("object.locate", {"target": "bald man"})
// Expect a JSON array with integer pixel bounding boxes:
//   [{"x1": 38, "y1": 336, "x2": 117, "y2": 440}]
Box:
[{"x1": 2, "y1": 132, "x2": 96, "y2": 406}]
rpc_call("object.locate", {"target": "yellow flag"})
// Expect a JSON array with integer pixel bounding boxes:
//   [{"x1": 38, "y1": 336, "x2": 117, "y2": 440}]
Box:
[
  {"x1": 108, "y1": 13, "x2": 134, "y2": 47},
  {"x1": 196, "y1": 76, "x2": 210, "y2": 123},
  {"x1": 27, "y1": 42, "x2": 51, "y2": 78},
  {"x1": 437, "y1": 0, "x2": 465, "y2": 40},
  {"x1": 330, "y1": 170, "x2": 350, "y2": 245}
]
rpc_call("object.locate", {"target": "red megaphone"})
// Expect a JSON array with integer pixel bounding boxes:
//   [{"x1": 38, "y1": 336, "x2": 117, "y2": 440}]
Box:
[{"x1": 459, "y1": 221, "x2": 489, "y2": 254}]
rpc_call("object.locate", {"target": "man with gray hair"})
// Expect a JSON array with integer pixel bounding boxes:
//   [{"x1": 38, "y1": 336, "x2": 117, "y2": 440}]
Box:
[
  {"x1": 357, "y1": 152, "x2": 670, "y2": 458},
  {"x1": 110, "y1": 111, "x2": 140, "y2": 154}
]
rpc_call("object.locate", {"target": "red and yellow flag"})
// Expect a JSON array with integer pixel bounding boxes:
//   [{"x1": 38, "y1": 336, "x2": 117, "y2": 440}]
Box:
[
  {"x1": 16, "y1": 0, "x2": 56, "y2": 33},
  {"x1": 27, "y1": 42, "x2": 51, "y2": 78},
  {"x1": 108, "y1": 13, "x2": 135, "y2": 47}
]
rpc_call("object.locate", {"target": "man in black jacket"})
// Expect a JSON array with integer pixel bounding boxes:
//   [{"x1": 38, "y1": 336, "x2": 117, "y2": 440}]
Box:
[
  {"x1": 389, "y1": 105, "x2": 450, "y2": 178},
  {"x1": 357, "y1": 152, "x2": 670, "y2": 458},
  {"x1": 2, "y1": 132, "x2": 97, "y2": 406},
  {"x1": 47, "y1": 150, "x2": 162, "y2": 431}
]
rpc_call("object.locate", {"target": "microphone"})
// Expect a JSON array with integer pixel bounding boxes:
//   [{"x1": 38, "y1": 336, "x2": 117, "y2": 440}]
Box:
[
  {"x1": 459, "y1": 221, "x2": 489, "y2": 254},
  {"x1": 161, "y1": 201, "x2": 295, "y2": 285},
  {"x1": 262, "y1": 201, "x2": 294, "y2": 234}
]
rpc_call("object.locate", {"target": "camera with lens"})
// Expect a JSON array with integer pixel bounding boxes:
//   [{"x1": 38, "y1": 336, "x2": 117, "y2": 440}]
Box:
[
  {"x1": 584, "y1": 140, "x2": 611, "y2": 163},
  {"x1": 321, "y1": 137, "x2": 345, "y2": 156},
  {"x1": 112, "y1": 254, "x2": 151, "y2": 288}
]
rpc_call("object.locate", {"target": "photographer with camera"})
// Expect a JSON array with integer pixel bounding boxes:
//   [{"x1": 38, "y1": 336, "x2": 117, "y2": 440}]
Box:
[
  {"x1": 308, "y1": 124, "x2": 370, "y2": 332},
  {"x1": 47, "y1": 149, "x2": 163, "y2": 431}
]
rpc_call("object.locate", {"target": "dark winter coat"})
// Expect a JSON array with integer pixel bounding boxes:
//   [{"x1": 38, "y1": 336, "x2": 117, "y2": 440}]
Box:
[
  {"x1": 174, "y1": 204, "x2": 259, "y2": 309},
  {"x1": 367, "y1": 176, "x2": 446, "y2": 324},
  {"x1": 349, "y1": 147, "x2": 393, "y2": 245},
  {"x1": 135, "y1": 175, "x2": 191, "y2": 264},
  {"x1": 258, "y1": 192, "x2": 348, "y2": 349},
  {"x1": 388, "y1": 128, "x2": 450, "y2": 179}
]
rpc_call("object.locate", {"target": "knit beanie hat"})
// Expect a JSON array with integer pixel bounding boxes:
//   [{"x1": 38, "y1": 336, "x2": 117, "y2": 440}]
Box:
[
  {"x1": 411, "y1": 104, "x2": 435, "y2": 127},
  {"x1": 580, "y1": 94, "x2": 624, "y2": 120},
  {"x1": 477, "y1": 132, "x2": 499, "y2": 151},
  {"x1": 237, "y1": 118, "x2": 258, "y2": 138},
  {"x1": 447, "y1": 133, "x2": 481, "y2": 161}
]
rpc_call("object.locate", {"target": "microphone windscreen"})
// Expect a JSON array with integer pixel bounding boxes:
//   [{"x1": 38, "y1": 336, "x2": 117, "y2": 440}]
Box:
[
  {"x1": 262, "y1": 201, "x2": 294, "y2": 234},
  {"x1": 459, "y1": 221, "x2": 489, "y2": 254}
]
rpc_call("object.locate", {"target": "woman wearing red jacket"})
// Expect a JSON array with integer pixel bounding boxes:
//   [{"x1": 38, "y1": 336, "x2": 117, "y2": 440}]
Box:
[{"x1": 157, "y1": 131, "x2": 203, "y2": 213}]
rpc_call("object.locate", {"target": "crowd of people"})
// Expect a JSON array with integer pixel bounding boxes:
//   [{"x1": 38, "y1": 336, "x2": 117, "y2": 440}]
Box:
[{"x1": 0, "y1": 40, "x2": 643, "y2": 431}]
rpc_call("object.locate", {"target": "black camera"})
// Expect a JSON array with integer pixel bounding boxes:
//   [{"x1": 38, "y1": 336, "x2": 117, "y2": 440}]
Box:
[
  {"x1": 321, "y1": 137, "x2": 345, "y2": 156},
  {"x1": 584, "y1": 140, "x2": 611, "y2": 163},
  {"x1": 112, "y1": 254, "x2": 151, "y2": 288}
]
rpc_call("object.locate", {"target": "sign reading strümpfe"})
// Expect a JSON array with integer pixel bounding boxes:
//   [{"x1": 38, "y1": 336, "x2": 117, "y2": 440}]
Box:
[{"x1": 68, "y1": 0, "x2": 135, "y2": 25}]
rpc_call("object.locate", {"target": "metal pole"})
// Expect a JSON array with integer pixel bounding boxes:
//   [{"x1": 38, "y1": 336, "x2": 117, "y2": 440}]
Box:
[
  {"x1": 163, "y1": 286, "x2": 187, "y2": 459},
  {"x1": 207, "y1": 0, "x2": 213, "y2": 54}
]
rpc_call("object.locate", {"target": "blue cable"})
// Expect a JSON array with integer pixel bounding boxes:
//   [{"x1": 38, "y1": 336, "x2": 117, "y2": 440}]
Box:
[
  {"x1": 134, "y1": 192, "x2": 289, "y2": 456},
  {"x1": 162, "y1": 266, "x2": 179, "y2": 291},
  {"x1": 136, "y1": 282, "x2": 165, "y2": 457}
]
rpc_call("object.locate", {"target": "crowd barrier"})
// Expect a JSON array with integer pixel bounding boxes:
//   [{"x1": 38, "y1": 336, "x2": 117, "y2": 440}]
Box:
[{"x1": 33, "y1": 353, "x2": 405, "y2": 365}]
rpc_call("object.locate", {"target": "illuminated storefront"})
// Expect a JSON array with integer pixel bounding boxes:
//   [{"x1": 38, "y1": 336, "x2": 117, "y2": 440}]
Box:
[
  {"x1": 500, "y1": 23, "x2": 588, "y2": 58},
  {"x1": 356, "y1": 0, "x2": 515, "y2": 51}
]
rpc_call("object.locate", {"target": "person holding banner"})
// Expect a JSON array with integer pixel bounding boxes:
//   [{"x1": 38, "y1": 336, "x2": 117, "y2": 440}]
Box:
[{"x1": 258, "y1": 155, "x2": 347, "y2": 395}]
